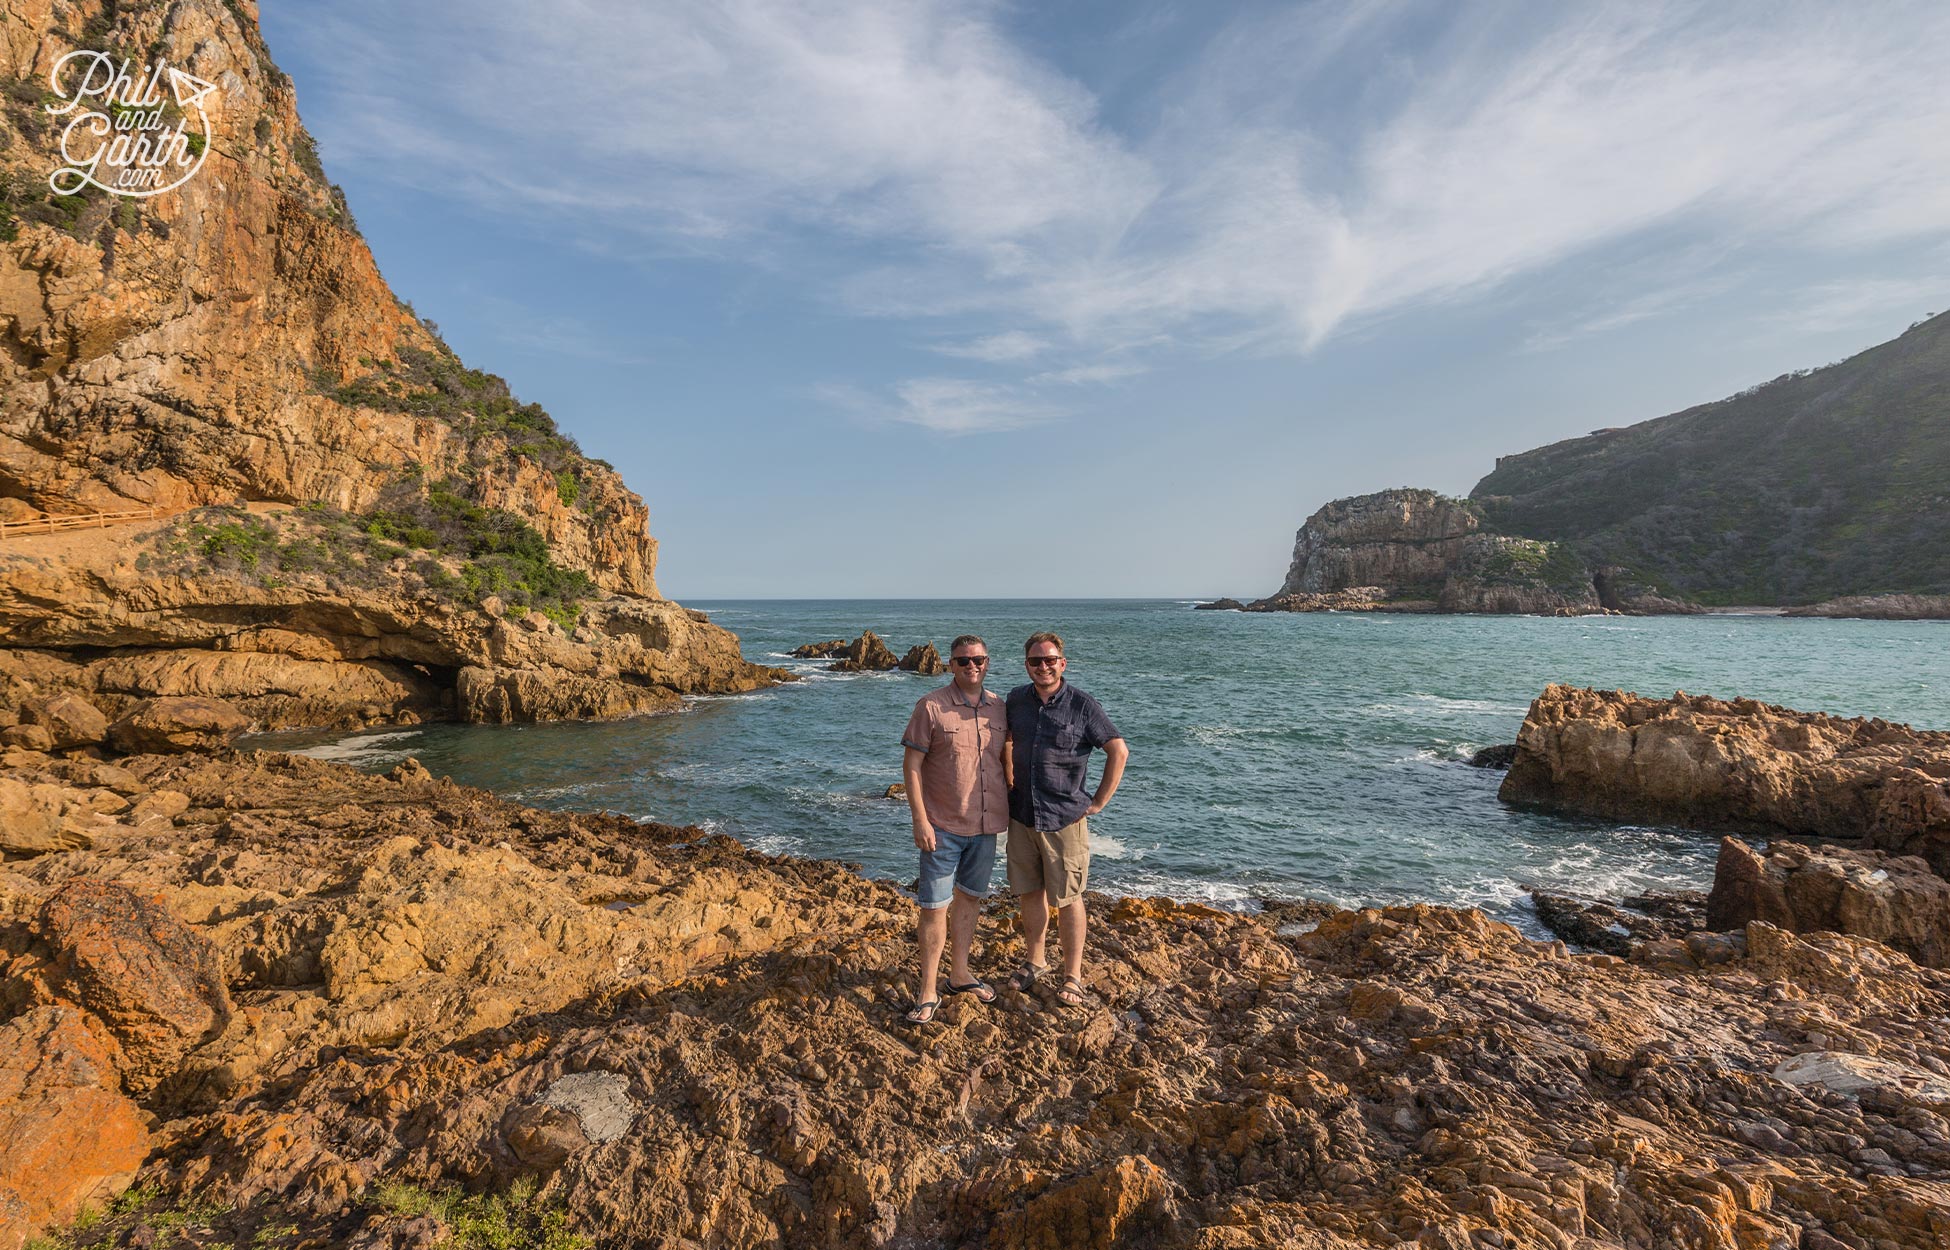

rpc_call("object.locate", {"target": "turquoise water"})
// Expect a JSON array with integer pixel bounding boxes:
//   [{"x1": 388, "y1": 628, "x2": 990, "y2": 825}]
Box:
[{"x1": 262, "y1": 601, "x2": 1949, "y2": 933}]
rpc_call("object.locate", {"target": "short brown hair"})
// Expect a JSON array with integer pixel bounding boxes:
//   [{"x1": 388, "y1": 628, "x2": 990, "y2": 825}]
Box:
[
  {"x1": 949, "y1": 634, "x2": 986, "y2": 655},
  {"x1": 1024, "y1": 631, "x2": 1064, "y2": 657}
]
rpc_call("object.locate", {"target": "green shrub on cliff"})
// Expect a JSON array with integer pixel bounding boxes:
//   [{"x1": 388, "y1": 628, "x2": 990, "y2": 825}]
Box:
[
  {"x1": 1468, "y1": 538, "x2": 1591, "y2": 597},
  {"x1": 314, "y1": 347, "x2": 585, "y2": 477},
  {"x1": 142, "y1": 499, "x2": 595, "y2": 626},
  {"x1": 372, "y1": 1179, "x2": 589, "y2": 1250}
]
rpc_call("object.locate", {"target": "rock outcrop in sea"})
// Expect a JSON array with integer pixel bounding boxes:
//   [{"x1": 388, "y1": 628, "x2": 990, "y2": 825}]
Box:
[
  {"x1": 897, "y1": 642, "x2": 945, "y2": 675},
  {"x1": 1500, "y1": 685, "x2": 1950, "y2": 871},
  {"x1": 5, "y1": 719, "x2": 1950, "y2": 1250},
  {"x1": 1240, "y1": 490, "x2": 1610, "y2": 615},
  {"x1": 0, "y1": 0, "x2": 781, "y2": 728},
  {"x1": 829, "y1": 630, "x2": 899, "y2": 673},
  {"x1": 795, "y1": 634, "x2": 948, "y2": 674},
  {"x1": 1784, "y1": 595, "x2": 1950, "y2": 620}
]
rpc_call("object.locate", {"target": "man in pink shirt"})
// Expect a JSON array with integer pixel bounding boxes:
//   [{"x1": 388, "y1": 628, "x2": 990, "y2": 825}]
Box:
[{"x1": 898, "y1": 633, "x2": 1009, "y2": 1024}]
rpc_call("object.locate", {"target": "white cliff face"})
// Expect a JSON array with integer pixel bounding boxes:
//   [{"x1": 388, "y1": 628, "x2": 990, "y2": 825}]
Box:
[{"x1": 1278, "y1": 489, "x2": 1482, "y2": 596}]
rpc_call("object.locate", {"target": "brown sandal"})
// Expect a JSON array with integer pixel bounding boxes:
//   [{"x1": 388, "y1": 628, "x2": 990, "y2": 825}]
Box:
[{"x1": 1009, "y1": 963, "x2": 1047, "y2": 992}]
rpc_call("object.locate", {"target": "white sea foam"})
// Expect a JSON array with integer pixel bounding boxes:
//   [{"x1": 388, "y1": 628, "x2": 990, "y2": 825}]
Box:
[
  {"x1": 1186, "y1": 724, "x2": 1245, "y2": 747},
  {"x1": 1089, "y1": 834, "x2": 1147, "y2": 861},
  {"x1": 743, "y1": 831, "x2": 805, "y2": 857},
  {"x1": 785, "y1": 786, "x2": 875, "y2": 811},
  {"x1": 1361, "y1": 693, "x2": 1529, "y2": 717},
  {"x1": 1106, "y1": 868, "x2": 1258, "y2": 910},
  {"x1": 291, "y1": 730, "x2": 422, "y2": 764}
]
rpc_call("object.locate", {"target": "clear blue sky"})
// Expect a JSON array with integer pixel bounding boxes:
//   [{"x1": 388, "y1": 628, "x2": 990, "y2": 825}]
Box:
[{"x1": 259, "y1": 1, "x2": 1950, "y2": 599}]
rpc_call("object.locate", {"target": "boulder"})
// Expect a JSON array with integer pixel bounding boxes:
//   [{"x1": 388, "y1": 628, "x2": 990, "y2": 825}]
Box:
[
  {"x1": 1465, "y1": 743, "x2": 1517, "y2": 769},
  {"x1": 0, "y1": 1008, "x2": 149, "y2": 1250},
  {"x1": 1706, "y1": 837, "x2": 1950, "y2": 968},
  {"x1": 454, "y1": 667, "x2": 680, "y2": 723},
  {"x1": 387, "y1": 758, "x2": 434, "y2": 785},
  {"x1": 128, "y1": 789, "x2": 192, "y2": 828},
  {"x1": 830, "y1": 631, "x2": 899, "y2": 673},
  {"x1": 106, "y1": 697, "x2": 252, "y2": 755},
  {"x1": 898, "y1": 643, "x2": 944, "y2": 675},
  {"x1": 0, "y1": 778, "x2": 75, "y2": 855},
  {"x1": 18, "y1": 696, "x2": 109, "y2": 752},
  {"x1": 0, "y1": 725, "x2": 52, "y2": 753},
  {"x1": 791, "y1": 639, "x2": 848, "y2": 659},
  {"x1": 28, "y1": 881, "x2": 233, "y2": 1093},
  {"x1": 1528, "y1": 888, "x2": 1705, "y2": 955},
  {"x1": 1194, "y1": 598, "x2": 1245, "y2": 611},
  {"x1": 1774, "y1": 1051, "x2": 1950, "y2": 1110}
]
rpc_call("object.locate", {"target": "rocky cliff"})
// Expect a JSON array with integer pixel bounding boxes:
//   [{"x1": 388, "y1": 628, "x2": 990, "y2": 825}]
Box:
[
  {"x1": 1256, "y1": 489, "x2": 1601, "y2": 614},
  {"x1": 0, "y1": 0, "x2": 781, "y2": 726},
  {"x1": 5, "y1": 733, "x2": 1950, "y2": 1250}
]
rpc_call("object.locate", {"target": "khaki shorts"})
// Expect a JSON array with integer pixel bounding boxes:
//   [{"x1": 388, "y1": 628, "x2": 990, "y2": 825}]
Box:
[{"x1": 1006, "y1": 817, "x2": 1089, "y2": 909}]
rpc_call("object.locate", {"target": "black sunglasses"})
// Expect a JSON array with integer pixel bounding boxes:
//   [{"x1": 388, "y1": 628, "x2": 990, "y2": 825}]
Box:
[
  {"x1": 952, "y1": 655, "x2": 989, "y2": 667},
  {"x1": 1026, "y1": 655, "x2": 1064, "y2": 667}
]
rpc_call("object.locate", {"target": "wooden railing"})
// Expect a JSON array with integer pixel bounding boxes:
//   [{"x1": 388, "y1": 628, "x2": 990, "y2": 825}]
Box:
[{"x1": 0, "y1": 505, "x2": 170, "y2": 539}]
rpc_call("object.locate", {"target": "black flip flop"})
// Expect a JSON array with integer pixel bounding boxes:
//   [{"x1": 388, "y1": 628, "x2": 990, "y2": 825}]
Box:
[
  {"x1": 904, "y1": 999, "x2": 940, "y2": 1025},
  {"x1": 946, "y1": 979, "x2": 996, "y2": 1004}
]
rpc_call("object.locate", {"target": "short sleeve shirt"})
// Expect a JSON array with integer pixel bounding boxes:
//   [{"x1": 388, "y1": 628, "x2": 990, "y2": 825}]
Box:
[
  {"x1": 1006, "y1": 681, "x2": 1122, "y2": 831},
  {"x1": 901, "y1": 685, "x2": 1009, "y2": 835}
]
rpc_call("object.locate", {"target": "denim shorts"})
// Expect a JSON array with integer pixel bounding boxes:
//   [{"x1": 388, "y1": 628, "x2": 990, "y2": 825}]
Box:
[{"x1": 917, "y1": 830, "x2": 998, "y2": 909}]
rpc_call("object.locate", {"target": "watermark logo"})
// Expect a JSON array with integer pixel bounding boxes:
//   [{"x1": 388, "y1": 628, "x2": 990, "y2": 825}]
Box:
[{"x1": 45, "y1": 50, "x2": 219, "y2": 197}]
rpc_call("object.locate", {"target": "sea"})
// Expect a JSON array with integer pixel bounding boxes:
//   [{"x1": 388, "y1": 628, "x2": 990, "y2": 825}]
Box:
[{"x1": 254, "y1": 601, "x2": 1950, "y2": 937}]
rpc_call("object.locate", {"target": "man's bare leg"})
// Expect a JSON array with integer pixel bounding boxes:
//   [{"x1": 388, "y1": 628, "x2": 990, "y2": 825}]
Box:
[
  {"x1": 1017, "y1": 889, "x2": 1051, "y2": 975},
  {"x1": 947, "y1": 889, "x2": 981, "y2": 987},
  {"x1": 1056, "y1": 900, "x2": 1087, "y2": 1003},
  {"x1": 916, "y1": 905, "x2": 948, "y2": 1010}
]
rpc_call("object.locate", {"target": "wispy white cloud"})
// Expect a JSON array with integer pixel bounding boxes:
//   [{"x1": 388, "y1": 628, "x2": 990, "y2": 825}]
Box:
[
  {"x1": 1760, "y1": 276, "x2": 1949, "y2": 336},
  {"x1": 1030, "y1": 360, "x2": 1147, "y2": 386},
  {"x1": 1521, "y1": 274, "x2": 1741, "y2": 353},
  {"x1": 817, "y1": 376, "x2": 1059, "y2": 435},
  {"x1": 290, "y1": 0, "x2": 1950, "y2": 422},
  {"x1": 931, "y1": 330, "x2": 1046, "y2": 362}
]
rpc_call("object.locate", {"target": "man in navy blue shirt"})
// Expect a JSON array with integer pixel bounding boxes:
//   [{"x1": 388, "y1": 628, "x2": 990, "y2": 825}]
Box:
[{"x1": 1003, "y1": 631, "x2": 1128, "y2": 1008}]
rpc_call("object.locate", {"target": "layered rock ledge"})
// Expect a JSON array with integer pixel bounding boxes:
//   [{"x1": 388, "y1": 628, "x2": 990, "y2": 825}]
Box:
[
  {"x1": 5, "y1": 736, "x2": 1950, "y2": 1249},
  {"x1": 0, "y1": 513, "x2": 786, "y2": 730},
  {"x1": 1501, "y1": 685, "x2": 1950, "y2": 872}
]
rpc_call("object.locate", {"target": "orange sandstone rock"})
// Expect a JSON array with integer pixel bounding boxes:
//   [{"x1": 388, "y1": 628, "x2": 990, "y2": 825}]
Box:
[{"x1": 0, "y1": 1007, "x2": 149, "y2": 1250}]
